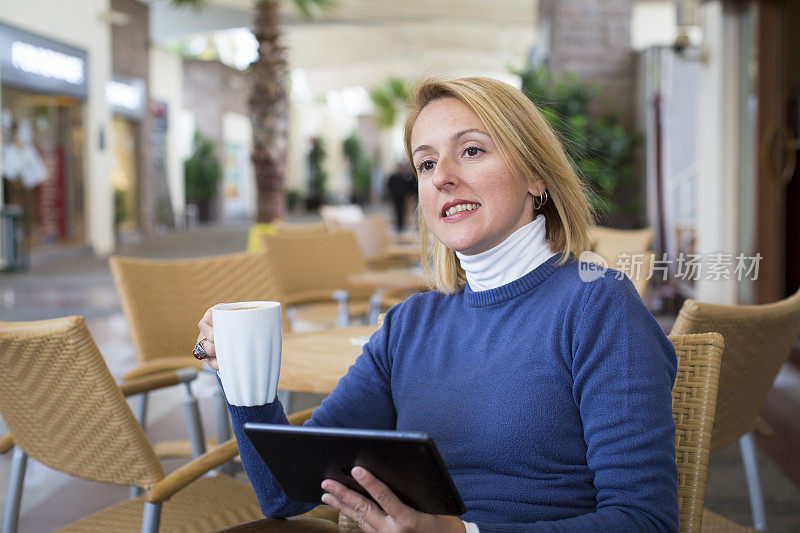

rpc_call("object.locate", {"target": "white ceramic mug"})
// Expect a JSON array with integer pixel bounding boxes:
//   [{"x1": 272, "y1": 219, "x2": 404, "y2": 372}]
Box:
[{"x1": 212, "y1": 301, "x2": 282, "y2": 406}]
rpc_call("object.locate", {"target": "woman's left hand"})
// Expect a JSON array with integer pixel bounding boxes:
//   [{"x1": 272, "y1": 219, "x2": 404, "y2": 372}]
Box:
[{"x1": 321, "y1": 467, "x2": 466, "y2": 533}]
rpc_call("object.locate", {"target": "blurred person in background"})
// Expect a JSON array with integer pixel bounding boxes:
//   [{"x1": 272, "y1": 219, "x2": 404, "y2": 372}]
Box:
[{"x1": 387, "y1": 161, "x2": 417, "y2": 232}]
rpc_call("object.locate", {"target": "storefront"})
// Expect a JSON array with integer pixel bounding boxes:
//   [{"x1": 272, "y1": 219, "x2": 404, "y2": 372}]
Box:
[
  {"x1": 107, "y1": 74, "x2": 145, "y2": 233},
  {"x1": 0, "y1": 21, "x2": 88, "y2": 249}
]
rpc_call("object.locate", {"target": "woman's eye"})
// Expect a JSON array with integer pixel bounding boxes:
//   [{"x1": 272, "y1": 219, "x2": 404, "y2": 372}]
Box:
[
  {"x1": 418, "y1": 160, "x2": 435, "y2": 172},
  {"x1": 464, "y1": 146, "x2": 480, "y2": 157}
]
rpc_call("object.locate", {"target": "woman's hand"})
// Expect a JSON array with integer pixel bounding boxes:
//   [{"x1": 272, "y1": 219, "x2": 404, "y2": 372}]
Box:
[
  {"x1": 321, "y1": 467, "x2": 466, "y2": 533},
  {"x1": 196, "y1": 307, "x2": 218, "y2": 371}
]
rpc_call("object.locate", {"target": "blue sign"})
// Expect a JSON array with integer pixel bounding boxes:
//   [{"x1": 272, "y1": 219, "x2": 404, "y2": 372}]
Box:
[{"x1": 0, "y1": 21, "x2": 88, "y2": 99}]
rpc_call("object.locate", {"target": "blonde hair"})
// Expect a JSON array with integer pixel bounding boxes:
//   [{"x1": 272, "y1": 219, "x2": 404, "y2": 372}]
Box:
[{"x1": 404, "y1": 77, "x2": 594, "y2": 293}]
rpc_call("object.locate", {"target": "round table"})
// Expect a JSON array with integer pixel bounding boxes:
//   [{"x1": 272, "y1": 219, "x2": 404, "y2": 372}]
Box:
[
  {"x1": 279, "y1": 325, "x2": 377, "y2": 395},
  {"x1": 348, "y1": 268, "x2": 428, "y2": 292}
]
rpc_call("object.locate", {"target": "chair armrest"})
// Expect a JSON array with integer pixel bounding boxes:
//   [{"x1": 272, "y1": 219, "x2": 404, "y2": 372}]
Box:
[
  {"x1": 366, "y1": 250, "x2": 418, "y2": 270},
  {"x1": 384, "y1": 243, "x2": 419, "y2": 257},
  {"x1": 395, "y1": 232, "x2": 420, "y2": 245},
  {"x1": 283, "y1": 288, "x2": 374, "y2": 306},
  {"x1": 145, "y1": 406, "x2": 319, "y2": 503},
  {"x1": 145, "y1": 438, "x2": 240, "y2": 503},
  {"x1": 287, "y1": 406, "x2": 316, "y2": 426},
  {"x1": 283, "y1": 289, "x2": 337, "y2": 306},
  {"x1": 119, "y1": 368, "x2": 198, "y2": 397},
  {"x1": 122, "y1": 358, "x2": 204, "y2": 381},
  {"x1": 282, "y1": 289, "x2": 344, "y2": 307},
  {"x1": 0, "y1": 434, "x2": 14, "y2": 454}
]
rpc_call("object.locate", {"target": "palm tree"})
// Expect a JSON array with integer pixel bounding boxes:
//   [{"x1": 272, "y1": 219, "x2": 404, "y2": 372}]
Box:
[{"x1": 171, "y1": 0, "x2": 334, "y2": 222}]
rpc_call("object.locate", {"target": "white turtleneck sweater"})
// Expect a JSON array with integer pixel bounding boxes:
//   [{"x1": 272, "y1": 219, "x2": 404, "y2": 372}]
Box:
[{"x1": 456, "y1": 215, "x2": 556, "y2": 292}]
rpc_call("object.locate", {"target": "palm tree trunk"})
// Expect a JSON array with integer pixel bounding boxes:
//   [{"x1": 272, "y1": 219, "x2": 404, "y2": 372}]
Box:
[{"x1": 250, "y1": 0, "x2": 288, "y2": 222}]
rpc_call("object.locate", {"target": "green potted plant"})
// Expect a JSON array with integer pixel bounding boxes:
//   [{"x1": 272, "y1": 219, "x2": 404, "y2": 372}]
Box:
[
  {"x1": 286, "y1": 189, "x2": 301, "y2": 211},
  {"x1": 306, "y1": 136, "x2": 327, "y2": 210},
  {"x1": 184, "y1": 131, "x2": 222, "y2": 222},
  {"x1": 369, "y1": 77, "x2": 410, "y2": 129},
  {"x1": 515, "y1": 67, "x2": 641, "y2": 222},
  {"x1": 113, "y1": 188, "x2": 129, "y2": 238},
  {"x1": 343, "y1": 133, "x2": 372, "y2": 204}
]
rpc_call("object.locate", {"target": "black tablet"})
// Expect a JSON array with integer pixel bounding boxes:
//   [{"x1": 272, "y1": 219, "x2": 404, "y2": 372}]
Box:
[{"x1": 243, "y1": 423, "x2": 466, "y2": 516}]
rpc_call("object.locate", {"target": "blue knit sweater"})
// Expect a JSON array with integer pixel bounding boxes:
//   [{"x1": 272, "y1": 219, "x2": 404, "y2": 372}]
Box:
[{"x1": 226, "y1": 257, "x2": 679, "y2": 532}]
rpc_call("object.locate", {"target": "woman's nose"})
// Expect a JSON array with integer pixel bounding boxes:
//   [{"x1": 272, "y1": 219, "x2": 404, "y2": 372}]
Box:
[{"x1": 431, "y1": 156, "x2": 458, "y2": 190}]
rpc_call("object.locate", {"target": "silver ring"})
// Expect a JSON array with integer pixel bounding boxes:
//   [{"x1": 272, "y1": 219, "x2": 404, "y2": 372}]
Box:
[{"x1": 193, "y1": 338, "x2": 209, "y2": 360}]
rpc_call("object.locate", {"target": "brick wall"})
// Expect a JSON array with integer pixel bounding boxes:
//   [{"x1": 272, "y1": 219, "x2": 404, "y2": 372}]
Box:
[
  {"x1": 111, "y1": 0, "x2": 148, "y2": 79},
  {"x1": 182, "y1": 59, "x2": 250, "y2": 219},
  {"x1": 182, "y1": 59, "x2": 250, "y2": 146},
  {"x1": 540, "y1": 0, "x2": 635, "y2": 127},
  {"x1": 111, "y1": 0, "x2": 154, "y2": 233}
]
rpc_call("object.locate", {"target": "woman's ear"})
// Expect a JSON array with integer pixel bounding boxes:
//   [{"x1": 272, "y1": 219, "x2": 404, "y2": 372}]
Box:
[{"x1": 527, "y1": 173, "x2": 547, "y2": 197}]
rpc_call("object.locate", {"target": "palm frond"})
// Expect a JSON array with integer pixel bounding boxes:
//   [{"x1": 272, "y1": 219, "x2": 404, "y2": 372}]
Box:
[
  {"x1": 170, "y1": 0, "x2": 207, "y2": 12},
  {"x1": 292, "y1": 0, "x2": 337, "y2": 19}
]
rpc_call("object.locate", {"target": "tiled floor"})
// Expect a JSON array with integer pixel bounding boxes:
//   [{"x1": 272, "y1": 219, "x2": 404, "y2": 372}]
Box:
[{"x1": 758, "y1": 361, "x2": 800, "y2": 489}]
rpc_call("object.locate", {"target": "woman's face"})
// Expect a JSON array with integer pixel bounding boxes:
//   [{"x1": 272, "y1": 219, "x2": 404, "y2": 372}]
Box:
[{"x1": 411, "y1": 97, "x2": 541, "y2": 255}]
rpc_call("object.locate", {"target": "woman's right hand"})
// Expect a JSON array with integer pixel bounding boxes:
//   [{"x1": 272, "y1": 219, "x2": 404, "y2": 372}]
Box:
[{"x1": 197, "y1": 307, "x2": 218, "y2": 371}]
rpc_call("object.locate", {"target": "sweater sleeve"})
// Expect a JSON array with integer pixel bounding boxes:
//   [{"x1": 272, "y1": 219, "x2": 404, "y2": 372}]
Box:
[
  {"x1": 224, "y1": 305, "x2": 398, "y2": 518},
  {"x1": 226, "y1": 396, "x2": 315, "y2": 518},
  {"x1": 476, "y1": 275, "x2": 678, "y2": 533}
]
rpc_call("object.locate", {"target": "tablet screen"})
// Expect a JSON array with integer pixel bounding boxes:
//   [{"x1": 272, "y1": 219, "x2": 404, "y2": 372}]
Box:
[{"x1": 243, "y1": 423, "x2": 466, "y2": 516}]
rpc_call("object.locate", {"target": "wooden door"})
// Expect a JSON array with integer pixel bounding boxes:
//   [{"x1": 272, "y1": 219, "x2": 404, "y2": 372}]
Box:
[{"x1": 754, "y1": 0, "x2": 791, "y2": 303}]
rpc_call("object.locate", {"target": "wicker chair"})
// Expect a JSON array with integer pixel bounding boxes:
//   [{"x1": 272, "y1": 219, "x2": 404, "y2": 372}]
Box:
[
  {"x1": 589, "y1": 226, "x2": 655, "y2": 263},
  {"x1": 669, "y1": 333, "x2": 725, "y2": 532},
  {"x1": 589, "y1": 226, "x2": 654, "y2": 298},
  {"x1": 332, "y1": 214, "x2": 419, "y2": 269},
  {"x1": 319, "y1": 204, "x2": 365, "y2": 229},
  {"x1": 109, "y1": 251, "x2": 285, "y2": 460},
  {"x1": 0, "y1": 316, "x2": 327, "y2": 532},
  {"x1": 670, "y1": 288, "x2": 800, "y2": 532},
  {"x1": 258, "y1": 230, "x2": 379, "y2": 329}
]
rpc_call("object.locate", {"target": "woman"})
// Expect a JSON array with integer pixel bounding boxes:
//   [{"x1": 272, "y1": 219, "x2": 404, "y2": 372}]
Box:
[{"x1": 197, "y1": 77, "x2": 678, "y2": 532}]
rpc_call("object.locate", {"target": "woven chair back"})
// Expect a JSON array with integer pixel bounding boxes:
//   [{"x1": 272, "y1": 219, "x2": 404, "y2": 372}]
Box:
[
  {"x1": 259, "y1": 230, "x2": 368, "y2": 296},
  {"x1": 110, "y1": 251, "x2": 284, "y2": 365},
  {"x1": 589, "y1": 226, "x2": 654, "y2": 267},
  {"x1": 320, "y1": 204, "x2": 365, "y2": 231},
  {"x1": 274, "y1": 220, "x2": 329, "y2": 235},
  {"x1": 668, "y1": 332, "x2": 724, "y2": 533},
  {"x1": 670, "y1": 289, "x2": 800, "y2": 451},
  {"x1": 0, "y1": 316, "x2": 164, "y2": 488},
  {"x1": 349, "y1": 215, "x2": 395, "y2": 261}
]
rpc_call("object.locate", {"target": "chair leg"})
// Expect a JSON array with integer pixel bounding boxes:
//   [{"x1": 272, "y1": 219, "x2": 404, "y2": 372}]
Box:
[
  {"x1": 135, "y1": 393, "x2": 148, "y2": 431},
  {"x1": 287, "y1": 306, "x2": 298, "y2": 331},
  {"x1": 214, "y1": 388, "x2": 234, "y2": 475},
  {"x1": 215, "y1": 388, "x2": 231, "y2": 444},
  {"x1": 140, "y1": 501, "x2": 162, "y2": 533},
  {"x1": 183, "y1": 382, "x2": 207, "y2": 457},
  {"x1": 277, "y1": 389, "x2": 293, "y2": 414},
  {"x1": 367, "y1": 292, "x2": 382, "y2": 325},
  {"x1": 2, "y1": 447, "x2": 28, "y2": 533},
  {"x1": 333, "y1": 290, "x2": 351, "y2": 327},
  {"x1": 739, "y1": 432, "x2": 768, "y2": 531}
]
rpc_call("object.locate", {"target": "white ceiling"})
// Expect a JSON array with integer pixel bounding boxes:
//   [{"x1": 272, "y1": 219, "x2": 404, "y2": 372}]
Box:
[{"x1": 147, "y1": 0, "x2": 538, "y2": 96}]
